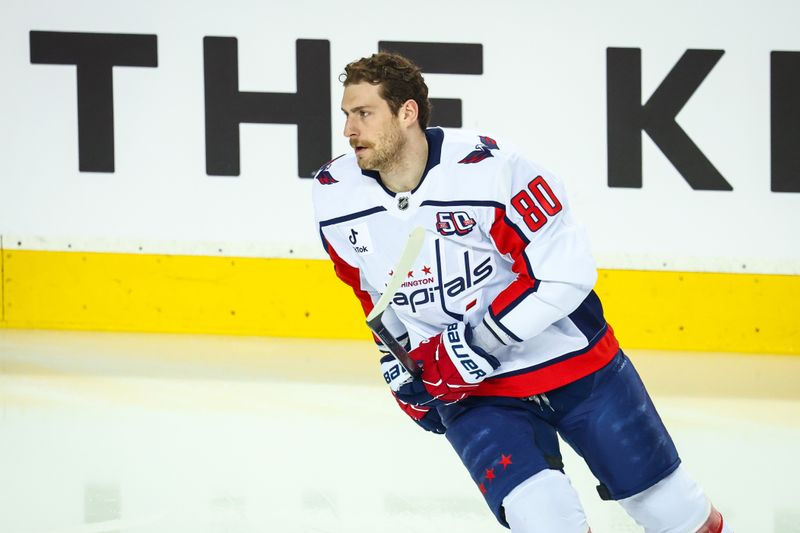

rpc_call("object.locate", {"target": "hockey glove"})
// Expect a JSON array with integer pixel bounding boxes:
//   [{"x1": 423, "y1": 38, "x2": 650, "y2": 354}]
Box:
[
  {"x1": 396, "y1": 323, "x2": 500, "y2": 406},
  {"x1": 380, "y1": 353, "x2": 428, "y2": 403},
  {"x1": 394, "y1": 396, "x2": 446, "y2": 434},
  {"x1": 380, "y1": 354, "x2": 446, "y2": 433}
]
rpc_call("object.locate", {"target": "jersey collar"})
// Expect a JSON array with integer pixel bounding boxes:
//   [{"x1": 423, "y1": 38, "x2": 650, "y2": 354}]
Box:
[{"x1": 361, "y1": 127, "x2": 444, "y2": 197}]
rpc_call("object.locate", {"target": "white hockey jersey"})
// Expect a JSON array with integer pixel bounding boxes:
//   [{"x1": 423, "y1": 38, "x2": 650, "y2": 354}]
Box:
[{"x1": 312, "y1": 128, "x2": 619, "y2": 397}]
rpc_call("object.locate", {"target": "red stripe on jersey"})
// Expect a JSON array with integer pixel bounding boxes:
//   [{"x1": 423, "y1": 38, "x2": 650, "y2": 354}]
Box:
[
  {"x1": 325, "y1": 239, "x2": 374, "y2": 317},
  {"x1": 473, "y1": 326, "x2": 620, "y2": 397},
  {"x1": 488, "y1": 207, "x2": 539, "y2": 318}
]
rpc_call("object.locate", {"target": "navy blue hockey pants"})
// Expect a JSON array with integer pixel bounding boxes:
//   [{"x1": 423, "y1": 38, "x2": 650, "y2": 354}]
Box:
[{"x1": 437, "y1": 350, "x2": 680, "y2": 527}]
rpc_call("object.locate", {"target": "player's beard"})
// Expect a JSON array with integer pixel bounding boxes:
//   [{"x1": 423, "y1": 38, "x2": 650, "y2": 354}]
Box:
[{"x1": 354, "y1": 119, "x2": 405, "y2": 172}]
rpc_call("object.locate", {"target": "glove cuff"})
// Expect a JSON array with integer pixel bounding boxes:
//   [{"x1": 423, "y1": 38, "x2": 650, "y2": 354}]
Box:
[
  {"x1": 380, "y1": 354, "x2": 413, "y2": 392},
  {"x1": 471, "y1": 318, "x2": 509, "y2": 353},
  {"x1": 441, "y1": 323, "x2": 500, "y2": 384},
  {"x1": 464, "y1": 324, "x2": 501, "y2": 369}
]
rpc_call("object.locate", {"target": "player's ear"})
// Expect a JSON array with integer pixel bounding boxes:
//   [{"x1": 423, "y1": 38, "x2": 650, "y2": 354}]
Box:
[{"x1": 400, "y1": 99, "x2": 419, "y2": 127}]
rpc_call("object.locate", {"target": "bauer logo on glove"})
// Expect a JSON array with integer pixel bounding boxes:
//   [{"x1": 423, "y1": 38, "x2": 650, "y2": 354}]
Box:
[
  {"x1": 443, "y1": 323, "x2": 493, "y2": 383},
  {"x1": 380, "y1": 354, "x2": 412, "y2": 391},
  {"x1": 396, "y1": 322, "x2": 501, "y2": 406}
]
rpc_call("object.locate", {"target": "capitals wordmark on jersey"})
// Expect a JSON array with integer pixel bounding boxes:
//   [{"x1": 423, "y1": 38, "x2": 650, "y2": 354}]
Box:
[
  {"x1": 313, "y1": 128, "x2": 619, "y2": 397},
  {"x1": 390, "y1": 249, "x2": 494, "y2": 314}
]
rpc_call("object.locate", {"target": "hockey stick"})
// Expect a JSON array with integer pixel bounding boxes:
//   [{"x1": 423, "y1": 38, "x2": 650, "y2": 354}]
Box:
[{"x1": 366, "y1": 226, "x2": 426, "y2": 377}]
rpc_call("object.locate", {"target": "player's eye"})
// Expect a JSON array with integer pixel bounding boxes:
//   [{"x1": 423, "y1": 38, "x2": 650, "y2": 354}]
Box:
[{"x1": 359, "y1": 110, "x2": 370, "y2": 118}]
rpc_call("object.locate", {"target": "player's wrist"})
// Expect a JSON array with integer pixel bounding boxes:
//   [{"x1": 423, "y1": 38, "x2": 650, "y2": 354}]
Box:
[
  {"x1": 464, "y1": 325, "x2": 500, "y2": 371},
  {"x1": 469, "y1": 319, "x2": 505, "y2": 356},
  {"x1": 439, "y1": 323, "x2": 500, "y2": 381}
]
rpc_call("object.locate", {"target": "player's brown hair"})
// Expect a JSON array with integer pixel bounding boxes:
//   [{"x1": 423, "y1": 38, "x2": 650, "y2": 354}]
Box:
[{"x1": 341, "y1": 52, "x2": 432, "y2": 129}]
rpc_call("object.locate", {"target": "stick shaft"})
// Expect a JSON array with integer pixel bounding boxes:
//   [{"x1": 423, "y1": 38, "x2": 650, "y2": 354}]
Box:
[
  {"x1": 364, "y1": 226, "x2": 426, "y2": 376},
  {"x1": 366, "y1": 226, "x2": 426, "y2": 322},
  {"x1": 367, "y1": 312, "x2": 420, "y2": 376}
]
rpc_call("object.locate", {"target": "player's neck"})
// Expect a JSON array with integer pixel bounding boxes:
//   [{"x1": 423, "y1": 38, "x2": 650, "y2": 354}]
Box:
[{"x1": 380, "y1": 128, "x2": 428, "y2": 193}]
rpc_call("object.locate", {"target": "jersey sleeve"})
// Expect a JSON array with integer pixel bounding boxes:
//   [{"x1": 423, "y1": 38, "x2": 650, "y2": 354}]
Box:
[{"x1": 475, "y1": 153, "x2": 598, "y2": 348}]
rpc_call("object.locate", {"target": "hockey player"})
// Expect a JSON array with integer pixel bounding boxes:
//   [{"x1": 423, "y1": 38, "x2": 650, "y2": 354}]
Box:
[{"x1": 312, "y1": 52, "x2": 732, "y2": 533}]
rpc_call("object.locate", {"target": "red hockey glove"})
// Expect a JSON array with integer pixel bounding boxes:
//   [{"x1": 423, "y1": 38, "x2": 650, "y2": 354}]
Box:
[
  {"x1": 393, "y1": 395, "x2": 446, "y2": 434},
  {"x1": 397, "y1": 323, "x2": 500, "y2": 405}
]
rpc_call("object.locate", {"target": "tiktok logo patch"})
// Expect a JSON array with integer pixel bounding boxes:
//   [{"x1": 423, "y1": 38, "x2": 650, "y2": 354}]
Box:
[
  {"x1": 347, "y1": 223, "x2": 374, "y2": 255},
  {"x1": 436, "y1": 211, "x2": 476, "y2": 236}
]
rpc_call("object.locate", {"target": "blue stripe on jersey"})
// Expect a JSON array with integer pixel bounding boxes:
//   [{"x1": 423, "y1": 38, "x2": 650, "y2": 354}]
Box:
[
  {"x1": 318, "y1": 206, "x2": 387, "y2": 227},
  {"x1": 360, "y1": 169, "x2": 396, "y2": 197},
  {"x1": 319, "y1": 230, "x2": 329, "y2": 254},
  {"x1": 490, "y1": 287, "x2": 539, "y2": 323},
  {"x1": 419, "y1": 200, "x2": 505, "y2": 209},
  {"x1": 482, "y1": 317, "x2": 508, "y2": 346},
  {"x1": 434, "y1": 238, "x2": 464, "y2": 322},
  {"x1": 488, "y1": 307, "x2": 525, "y2": 342},
  {"x1": 416, "y1": 127, "x2": 444, "y2": 191},
  {"x1": 500, "y1": 214, "x2": 536, "y2": 282},
  {"x1": 567, "y1": 290, "x2": 607, "y2": 341},
  {"x1": 491, "y1": 322, "x2": 610, "y2": 379}
]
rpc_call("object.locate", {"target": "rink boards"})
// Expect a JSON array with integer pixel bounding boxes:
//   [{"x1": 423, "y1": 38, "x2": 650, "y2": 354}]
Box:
[{"x1": 2, "y1": 248, "x2": 798, "y2": 354}]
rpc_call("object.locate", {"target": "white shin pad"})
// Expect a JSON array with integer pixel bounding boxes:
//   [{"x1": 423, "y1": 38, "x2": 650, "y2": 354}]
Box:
[
  {"x1": 618, "y1": 465, "x2": 711, "y2": 533},
  {"x1": 502, "y1": 470, "x2": 589, "y2": 533}
]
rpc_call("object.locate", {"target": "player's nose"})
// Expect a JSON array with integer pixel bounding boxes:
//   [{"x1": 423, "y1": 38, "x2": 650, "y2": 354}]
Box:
[{"x1": 343, "y1": 116, "x2": 357, "y2": 138}]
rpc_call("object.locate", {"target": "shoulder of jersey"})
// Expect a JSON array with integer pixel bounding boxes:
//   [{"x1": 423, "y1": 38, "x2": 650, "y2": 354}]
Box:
[
  {"x1": 311, "y1": 152, "x2": 375, "y2": 220},
  {"x1": 313, "y1": 152, "x2": 373, "y2": 200},
  {"x1": 438, "y1": 127, "x2": 516, "y2": 167},
  {"x1": 312, "y1": 153, "x2": 360, "y2": 185}
]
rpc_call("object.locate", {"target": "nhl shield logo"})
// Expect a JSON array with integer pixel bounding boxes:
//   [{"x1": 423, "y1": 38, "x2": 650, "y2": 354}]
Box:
[{"x1": 397, "y1": 195, "x2": 410, "y2": 210}]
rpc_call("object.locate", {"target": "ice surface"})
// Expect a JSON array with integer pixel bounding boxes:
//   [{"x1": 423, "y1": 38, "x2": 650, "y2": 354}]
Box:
[{"x1": 1, "y1": 330, "x2": 798, "y2": 533}]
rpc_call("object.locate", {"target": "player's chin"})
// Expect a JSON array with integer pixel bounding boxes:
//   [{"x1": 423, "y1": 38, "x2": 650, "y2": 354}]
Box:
[{"x1": 355, "y1": 155, "x2": 374, "y2": 170}]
